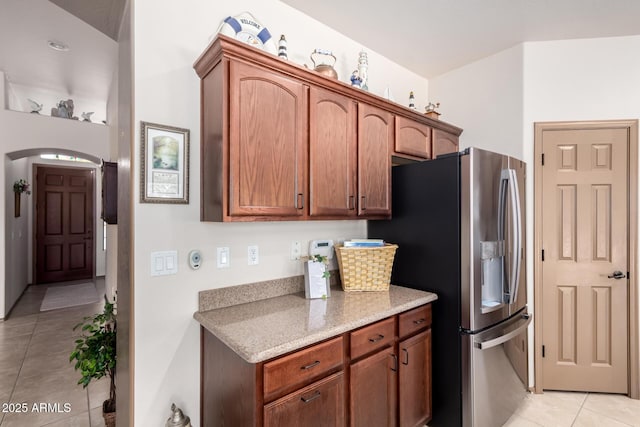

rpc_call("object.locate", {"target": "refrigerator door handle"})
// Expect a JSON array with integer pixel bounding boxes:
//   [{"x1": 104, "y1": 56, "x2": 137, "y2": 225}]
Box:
[
  {"x1": 500, "y1": 168, "x2": 523, "y2": 305},
  {"x1": 474, "y1": 314, "x2": 531, "y2": 350},
  {"x1": 507, "y1": 168, "x2": 523, "y2": 305}
]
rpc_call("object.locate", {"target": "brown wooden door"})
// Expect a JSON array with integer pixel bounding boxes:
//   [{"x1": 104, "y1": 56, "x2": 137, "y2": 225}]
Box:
[
  {"x1": 399, "y1": 330, "x2": 432, "y2": 427},
  {"x1": 541, "y1": 127, "x2": 629, "y2": 393},
  {"x1": 228, "y1": 60, "x2": 308, "y2": 217},
  {"x1": 350, "y1": 347, "x2": 397, "y2": 427},
  {"x1": 309, "y1": 87, "x2": 357, "y2": 217},
  {"x1": 264, "y1": 372, "x2": 345, "y2": 427},
  {"x1": 36, "y1": 166, "x2": 94, "y2": 283},
  {"x1": 358, "y1": 103, "x2": 392, "y2": 218}
]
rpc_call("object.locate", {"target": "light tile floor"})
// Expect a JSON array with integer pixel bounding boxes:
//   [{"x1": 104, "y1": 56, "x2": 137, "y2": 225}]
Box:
[
  {"x1": 505, "y1": 390, "x2": 640, "y2": 426},
  {"x1": 3, "y1": 280, "x2": 640, "y2": 426},
  {"x1": 0, "y1": 279, "x2": 109, "y2": 427}
]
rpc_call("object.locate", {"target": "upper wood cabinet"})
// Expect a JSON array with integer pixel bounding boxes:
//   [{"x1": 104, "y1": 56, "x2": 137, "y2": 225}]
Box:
[
  {"x1": 395, "y1": 116, "x2": 432, "y2": 159},
  {"x1": 358, "y1": 103, "x2": 393, "y2": 218},
  {"x1": 309, "y1": 87, "x2": 357, "y2": 217},
  {"x1": 228, "y1": 60, "x2": 308, "y2": 218},
  {"x1": 432, "y1": 128, "x2": 460, "y2": 159},
  {"x1": 194, "y1": 35, "x2": 462, "y2": 221}
]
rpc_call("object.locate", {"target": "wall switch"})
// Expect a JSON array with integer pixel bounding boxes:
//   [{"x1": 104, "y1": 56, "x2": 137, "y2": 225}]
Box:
[
  {"x1": 217, "y1": 247, "x2": 230, "y2": 268},
  {"x1": 248, "y1": 245, "x2": 259, "y2": 265},
  {"x1": 151, "y1": 250, "x2": 178, "y2": 276},
  {"x1": 290, "y1": 241, "x2": 301, "y2": 260}
]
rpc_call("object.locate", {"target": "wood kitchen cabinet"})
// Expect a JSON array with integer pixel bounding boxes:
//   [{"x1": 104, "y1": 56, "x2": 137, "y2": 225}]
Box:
[
  {"x1": 228, "y1": 60, "x2": 308, "y2": 217},
  {"x1": 358, "y1": 103, "x2": 393, "y2": 217},
  {"x1": 432, "y1": 128, "x2": 460, "y2": 158},
  {"x1": 309, "y1": 86, "x2": 357, "y2": 217},
  {"x1": 395, "y1": 115, "x2": 432, "y2": 159},
  {"x1": 194, "y1": 35, "x2": 461, "y2": 221},
  {"x1": 398, "y1": 305, "x2": 433, "y2": 427},
  {"x1": 201, "y1": 303, "x2": 432, "y2": 426}
]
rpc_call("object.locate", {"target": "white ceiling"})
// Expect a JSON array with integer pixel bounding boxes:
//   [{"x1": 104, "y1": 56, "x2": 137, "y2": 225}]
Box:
[
  {"x1": 0, "y1": 0, "x2": 118, "y2": 102},
  {"x1": 2, "y1": 0, "x2": 640, "y2": 108},
  {"x1": 282, "y1": 0, "x2": 640, "y2": 78}
]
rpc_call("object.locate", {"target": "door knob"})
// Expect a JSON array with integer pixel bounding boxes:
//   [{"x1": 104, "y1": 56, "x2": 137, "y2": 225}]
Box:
[{"x1": 607, "y1": 271, "x2": 626, "y2": 279}]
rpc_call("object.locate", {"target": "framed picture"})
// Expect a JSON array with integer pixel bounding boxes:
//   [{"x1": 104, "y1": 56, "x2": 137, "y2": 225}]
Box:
[{"x1": 140, "y1": 121, "x2": 190, "y2": 204}]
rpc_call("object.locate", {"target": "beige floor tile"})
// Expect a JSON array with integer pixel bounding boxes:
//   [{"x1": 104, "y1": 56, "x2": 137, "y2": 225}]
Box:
[
  {"x1": 0, "y1": 323, "x2": 36, "y2": 340},
  {"x1": 572, "y1": 407, "x2": 633, "y2": 427},
  {"x1": 582, "y1": 393, "x2": 640, "y2": 427},
  {"x1": 87, "y1": 377, "x2": 110, "y2": 410},
  {"x1": 514, "y1": 391, "x2": 583, "y2": 427},
  {"x1": 41, "y1": 411, "x2": 91, "y2": 427},
  {"x1": 19, "y1": 349, "x2": 76, "y2": 379},
  {"x1": 503, "y1": 414, "x2": 544, "y2": 426},
  {"x1": 89, "y1": 406, "x2": 104, "y2": 427},
  {"x1": 4, "y1": 388, "x2": 89, "y2": 427}
]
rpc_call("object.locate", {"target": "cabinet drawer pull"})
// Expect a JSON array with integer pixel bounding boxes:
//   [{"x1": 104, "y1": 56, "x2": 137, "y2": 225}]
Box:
[
  {"x1": 296, "y1": 193, "x2": 304, "y2": 209},
  {"x1": 301, "y1": 360, "x2": 320, "y2": 370},
  {"x1": 391, "y1": 353, "x2": 398, "y2": 372},
  {"x1": 413, "y1": 318, "x2": 426, "y2": 325},
  {"x1": 361, "y1": 195, "x2": 367, "y2": 210},
  {"x1": 300, "y1": 391, "x2": 321, "y2": 403},
  {"x1": 348, "y1": 195, "x2": 355, "y2": 210},
  {"x1": 368, "y1": 334, "x2": 385, "y2": 343},
  {"x1": 402, "y1": 348, "x2": 409, "y2": 365}
]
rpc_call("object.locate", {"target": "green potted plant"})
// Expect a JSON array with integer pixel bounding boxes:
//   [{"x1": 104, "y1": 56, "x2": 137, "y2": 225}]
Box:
[
  {"x1": 12, "y1": 179, "x2": 31, "y2": 217},
  {"x1": 69, "y1": 297, "x2": 116, "y2": 426}
]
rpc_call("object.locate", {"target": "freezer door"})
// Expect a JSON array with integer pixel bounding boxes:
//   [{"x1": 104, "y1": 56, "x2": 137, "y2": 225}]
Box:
[{"x1": 461, "y1": 312, "x2": 531, "y2": 427}]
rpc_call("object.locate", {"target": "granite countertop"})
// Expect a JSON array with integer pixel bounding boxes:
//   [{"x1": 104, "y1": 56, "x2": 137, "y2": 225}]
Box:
[{"x1": 194, "y1": 285, "x2": 437, "y2": 363}]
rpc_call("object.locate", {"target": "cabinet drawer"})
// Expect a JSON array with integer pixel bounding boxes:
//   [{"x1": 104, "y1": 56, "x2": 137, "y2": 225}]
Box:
[
  {"x1": 264, "y1": 336, "x2": 344, "y2": 402},
  {"x1": 350, "y1": 317, "x2": 395, "y2": 360},
  {"x1": 399, "y1": 304, "x2": 432, "y2": 338},
  {"x1": 264, "y1": 371, "x2": 345, "y2": 427}
]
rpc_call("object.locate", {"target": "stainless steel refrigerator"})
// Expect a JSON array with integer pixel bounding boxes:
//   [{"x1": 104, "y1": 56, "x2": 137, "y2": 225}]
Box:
[{"x1": 369, "y1": 147, "x2": 531, "y2": 427}]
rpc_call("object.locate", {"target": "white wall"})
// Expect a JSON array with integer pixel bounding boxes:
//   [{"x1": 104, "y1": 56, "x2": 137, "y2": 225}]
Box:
[
  {"x1": 429, "y1": 34, "x2": 640, "y2": 389},
  {"x1": 5, "y1": 157, "x2": 30, "y2": 312},
  {"x1": 0, "y1": 70, "x2": 111, "y2": 318},
  {"x1": 132, "y1": 0, "x2": 430, "y2": 424}
]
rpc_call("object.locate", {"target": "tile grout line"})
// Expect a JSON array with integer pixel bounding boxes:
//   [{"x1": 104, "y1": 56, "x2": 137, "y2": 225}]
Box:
[{"x1": 569, "y1": 392, "x2": 589, "y2": 427}]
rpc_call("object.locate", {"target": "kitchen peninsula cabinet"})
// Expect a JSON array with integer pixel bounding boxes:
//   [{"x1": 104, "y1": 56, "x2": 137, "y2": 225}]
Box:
[{"x1": 194, "y1": 34, "x2": 462, "y2": 221}]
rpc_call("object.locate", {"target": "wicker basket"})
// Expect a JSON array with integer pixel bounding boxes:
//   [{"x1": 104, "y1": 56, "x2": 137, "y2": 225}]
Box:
[{"x1": 335, "y1": 243, "x2": 398, "y2": 292}]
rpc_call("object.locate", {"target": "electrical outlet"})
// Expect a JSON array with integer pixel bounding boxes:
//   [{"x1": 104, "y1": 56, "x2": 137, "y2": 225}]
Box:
[
  {"x1": 248, "y1": 245, "x2": 259, "y2": 265},
  {"x1": 290, "y1": 241, "x2": 301, "y2": 260},
  {"x1": 217, "y1": 247, "x2": 230, "y2": 268}
]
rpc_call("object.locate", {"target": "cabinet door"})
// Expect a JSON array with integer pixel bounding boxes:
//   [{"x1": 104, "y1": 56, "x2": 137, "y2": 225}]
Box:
[
  {"x1": 264, "y1": 372, "x2": 345, "y2": 427},
  {"x1": 395, "y1": 116, "x2": 432, "y2": 159},
  {"x1": 229, "y1": 60, "x2": 308, "y2": 217},
  {"x1": 399, "y1": 329, "x2": 432, "y2": 427},
  {"x1": 309, "y1": 87, "x2": 357, "y2": 217},
  {"x1": 358, "y1": 103, "x2": 392, "y2": 217},
  {"x1": 350, "y1": 347, "x2": 397, "y2": 427},
  {"x1": 432, "y1": 128, "x2": 459, "y2": 158}
]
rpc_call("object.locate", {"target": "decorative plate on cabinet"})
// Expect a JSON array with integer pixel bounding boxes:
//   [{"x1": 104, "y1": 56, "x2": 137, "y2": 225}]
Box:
[{"x1": 218, "y1": 12, "x2": 277, "y2": 55}]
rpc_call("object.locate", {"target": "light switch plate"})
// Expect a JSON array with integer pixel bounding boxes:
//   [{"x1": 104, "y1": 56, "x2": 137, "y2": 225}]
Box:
[
  {"x1": 217, "y1": 247, "x2": 230, "y2": 268},
  {"x1": 151, "y1": 250, "x2": 178, "y2": 276}
]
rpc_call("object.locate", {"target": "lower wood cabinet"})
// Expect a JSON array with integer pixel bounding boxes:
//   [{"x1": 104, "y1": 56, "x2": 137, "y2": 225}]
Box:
[
  {"x1": 264, "y1": 372, "x2": 345, "y2": 427},
  {"x1": 201, "y1": 303, "x2": 432, "y2": 427},
  {"x1": 399, "y1": 329, "x2": 432, "y2": 427},
  {"x1": 350, "y1": 347, "x2": 397, "y2": 427}
]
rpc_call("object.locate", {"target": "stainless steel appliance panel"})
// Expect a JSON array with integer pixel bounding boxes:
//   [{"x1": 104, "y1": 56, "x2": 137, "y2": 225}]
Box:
[
  {"x1": 465, "y1": 148, "x2": 511, "y2": 331},
  {"x1": 508, "y1": 157, "x2": 527, "y2": 316},
  {"x1": 462, "y1": 312, "x2": 531, "y2": 427}
]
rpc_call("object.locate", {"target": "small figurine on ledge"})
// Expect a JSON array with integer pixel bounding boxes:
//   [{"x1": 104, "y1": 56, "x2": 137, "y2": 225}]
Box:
[
  {"x1": 409, "y1": 91, "x2": 416, "y2": 109},
  {"x1": 28, "y1": 98, "x2": 43, "y2": 114},
  {"x1": 425, "y1": 101, "x2": 441, "y2": 120},
  {"x1": 350, "y1": 69, "x2": 362, "y2": 88},
  {"x1": 278, "y1": 34, "x2": 288, "y2": 60}
]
